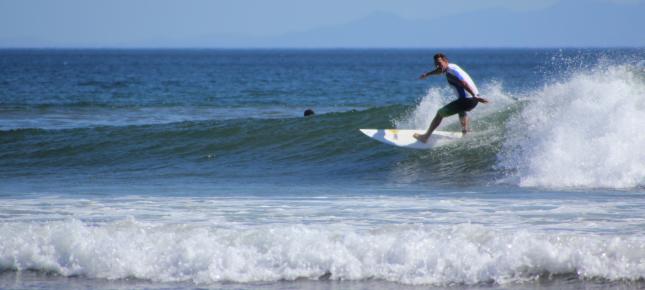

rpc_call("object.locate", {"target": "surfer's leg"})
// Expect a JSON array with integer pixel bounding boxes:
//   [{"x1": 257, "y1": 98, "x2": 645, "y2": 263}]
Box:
[
  {"x1": 414, "y1": 98, "x2": 469, "y2": 143},
  {"x1": 459, "y1": 98, "x2": 477, "y2": 135},
  {"x1": 414, "y1": 100, "x2": 461, "y2": 143},
  {"x1": 459, "y1": 114, "x2": 469, "y2": 135},
  {"x1": 414, "y1": 113, "x2": 442, "y2": 143}
]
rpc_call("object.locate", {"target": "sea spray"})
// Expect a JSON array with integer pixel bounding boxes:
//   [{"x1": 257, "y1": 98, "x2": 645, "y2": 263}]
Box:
[
  {"x1": 393, "y1": 87, "x2": 450, "y2": 130},
  {"x1": 394, "y1": 81, "x2": 517, "y2": 130},
  {"x1": 498, "y1": 64, "x2": 645, "y2": 189}
]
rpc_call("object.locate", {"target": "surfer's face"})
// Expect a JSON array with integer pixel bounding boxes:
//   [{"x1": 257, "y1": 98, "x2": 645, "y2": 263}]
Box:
[{"x1": 435, "y1": 58, "x2": 449, "y2": 71}]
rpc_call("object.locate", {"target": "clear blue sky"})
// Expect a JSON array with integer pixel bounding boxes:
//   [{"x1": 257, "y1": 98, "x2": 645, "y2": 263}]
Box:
[{"x1": 1, "y1": 0, "x2": 643, "y2": 47}]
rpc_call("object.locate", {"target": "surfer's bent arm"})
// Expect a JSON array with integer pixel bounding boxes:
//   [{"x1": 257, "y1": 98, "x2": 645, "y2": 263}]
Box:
[
  {"x1": 462, "y1": 81, "x2": 478, "y2": 98},
  {"x1": 419, "y1": 68, "x2": 442, "y2": 80},
  {"x1": 462, "y1": 80, "x2": 490, "y2": 104}
]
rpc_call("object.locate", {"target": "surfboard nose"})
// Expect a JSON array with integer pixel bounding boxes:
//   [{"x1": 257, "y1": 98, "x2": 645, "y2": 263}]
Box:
[{"x1": 359, "y1": 129, "x2": 378, "y2": 137}]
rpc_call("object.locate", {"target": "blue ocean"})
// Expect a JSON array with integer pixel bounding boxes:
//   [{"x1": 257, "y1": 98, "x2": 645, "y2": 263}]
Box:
[{"x1": 1, "y1": 49, "x2": 644, "y2": 290}]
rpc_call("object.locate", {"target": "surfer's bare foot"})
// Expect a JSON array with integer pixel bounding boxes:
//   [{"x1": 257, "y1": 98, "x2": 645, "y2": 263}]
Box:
[{"x1": 413, "y1": 133, "x2": 429, "y2": 143}]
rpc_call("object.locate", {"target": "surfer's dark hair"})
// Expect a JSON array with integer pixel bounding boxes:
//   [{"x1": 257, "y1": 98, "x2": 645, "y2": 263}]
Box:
[
  {"x1": 304, "y1": 109, "x2": 315, "y2": 117},
  {"x1": 434, "y1": 53, "x2": 447, "y2": 61}
]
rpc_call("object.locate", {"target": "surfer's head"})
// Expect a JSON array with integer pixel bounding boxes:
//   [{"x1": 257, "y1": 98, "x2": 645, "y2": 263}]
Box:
[
  {"x1": 434, "y1": 53, "x2": 449, "y2": 71},
  {"x1": 304, "y1": 109, "x2": 315, "y2": 117}
]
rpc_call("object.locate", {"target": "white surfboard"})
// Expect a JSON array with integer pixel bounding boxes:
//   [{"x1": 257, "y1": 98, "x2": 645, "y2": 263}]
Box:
[{"x1": 359, "y1": 129, "x2": 462, "y2": 149}]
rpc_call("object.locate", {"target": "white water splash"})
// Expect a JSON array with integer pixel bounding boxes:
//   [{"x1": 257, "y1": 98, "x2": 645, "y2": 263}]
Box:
[
  {"x1": 394, "y1": 82, "x2": 516, "y2": 130},
  {"x1": 498, "y1": 65, "x2": 645, "y2": 189}
]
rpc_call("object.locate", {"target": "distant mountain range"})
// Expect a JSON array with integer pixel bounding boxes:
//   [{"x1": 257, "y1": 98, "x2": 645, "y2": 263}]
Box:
[
  {"x1": 206, "y1": 0, "x2": 644, "y2": 48},
  {"x1": 3, "y1": 0, "x2": 643, "y2": 48}
]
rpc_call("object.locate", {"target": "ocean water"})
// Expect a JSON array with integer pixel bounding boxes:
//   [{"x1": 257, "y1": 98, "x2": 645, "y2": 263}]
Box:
[{"x1": 1, "y1": 49, "x2": 644, "y2": 290}]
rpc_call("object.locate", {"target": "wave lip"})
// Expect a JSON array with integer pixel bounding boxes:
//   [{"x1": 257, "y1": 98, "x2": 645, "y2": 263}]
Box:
[
  {"x1": 498, "y1": 64, "x2": 645, "y2": 189},
  {"x1": 1, "y1": 220, "x2": 644, "y2": 286}
]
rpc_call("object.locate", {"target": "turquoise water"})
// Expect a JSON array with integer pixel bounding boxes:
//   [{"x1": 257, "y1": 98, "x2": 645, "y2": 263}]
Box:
[{"x1": 1, "y1": 49, "x2": 644, "y2": 289}]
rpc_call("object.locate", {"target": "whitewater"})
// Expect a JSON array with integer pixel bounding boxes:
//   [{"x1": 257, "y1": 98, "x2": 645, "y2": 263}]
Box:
[{"x1": 2, "y1": 193, "x2": 645, "y2": 286}]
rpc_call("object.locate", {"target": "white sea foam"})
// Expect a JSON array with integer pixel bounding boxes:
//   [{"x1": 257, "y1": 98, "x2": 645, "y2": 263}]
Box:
[
  {"x1": 1, "y1": 219, "x2": 645, "y2": 285},
  {"x1": 2, "y1": 195, "x2": 645, "y2": 285},
  {"x1": 498, "y1": 65, "x2": 645, "y2": 189}
]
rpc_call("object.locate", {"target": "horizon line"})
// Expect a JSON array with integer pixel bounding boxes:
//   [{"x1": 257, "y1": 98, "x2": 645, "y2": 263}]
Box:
[{"x1": 1, "y1": 46, "x2": 643, "y2": 50}]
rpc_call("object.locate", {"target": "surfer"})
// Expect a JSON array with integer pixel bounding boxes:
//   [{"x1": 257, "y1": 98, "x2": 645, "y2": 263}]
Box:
[{"x1": 413, "y1": 53, "x2": 489, "y2": 143}]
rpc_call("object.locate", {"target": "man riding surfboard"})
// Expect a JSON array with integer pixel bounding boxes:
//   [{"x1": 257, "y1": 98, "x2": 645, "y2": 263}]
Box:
[{"x1": 413, "y1": 53, "x2": 489, "y2": 143}]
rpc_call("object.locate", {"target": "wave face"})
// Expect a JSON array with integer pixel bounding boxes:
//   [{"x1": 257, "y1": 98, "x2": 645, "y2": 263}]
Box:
[
  {"x1": 497, "y1": 65, "x2": 645, "y2": 189},
  {"x1": 0, "y1": 106, "x2": 401, "y2": 185}
]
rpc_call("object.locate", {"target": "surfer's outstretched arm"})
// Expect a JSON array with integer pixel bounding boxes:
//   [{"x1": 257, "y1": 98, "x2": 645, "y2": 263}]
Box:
[{"x1": 419, "y1": 67, "x2": 442, "y2": 80}]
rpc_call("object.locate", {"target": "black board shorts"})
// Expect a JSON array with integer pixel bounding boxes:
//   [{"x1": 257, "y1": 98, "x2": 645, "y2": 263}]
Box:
[{"x1": 438, "y1": 98, "x2": 478, "y2": 117}]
